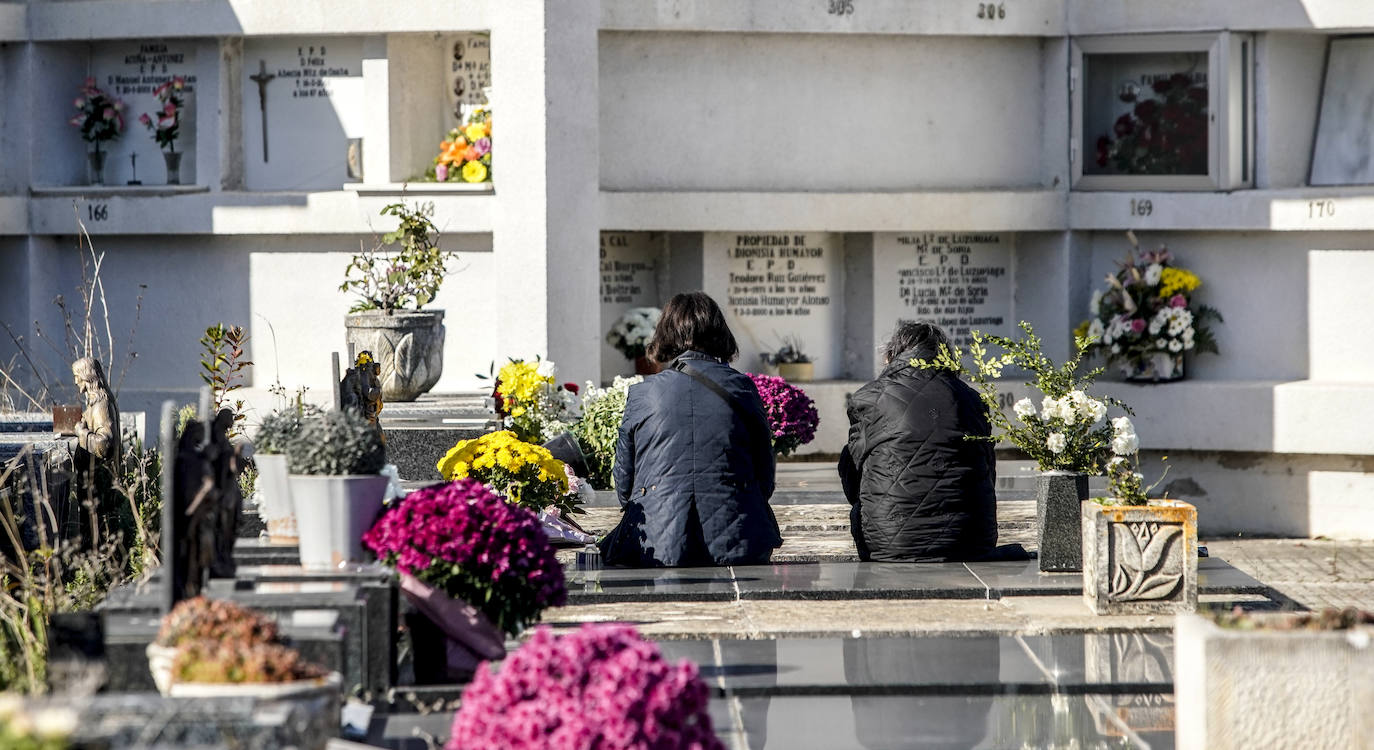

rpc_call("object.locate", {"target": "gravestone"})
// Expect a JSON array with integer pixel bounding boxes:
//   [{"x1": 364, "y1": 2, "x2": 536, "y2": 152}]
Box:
[
  {"x1": 872, "y1": 232, "x2": 1012, "y2": 364},
  {"x1": 444, "y1": 32, "x2": 491, "y2": 123},
  {"x1": 705, "y1": 232, "x2": 842, "y2": 378},
  {"x1": 242, "y1": 38, "x2": 365, "y2": 190},
  {"x1": 90, "y1": 40, "x2": 199, "y2": 185},
  {"x1": 599, "y1": 231, "x2": 663, "y2": 378}
]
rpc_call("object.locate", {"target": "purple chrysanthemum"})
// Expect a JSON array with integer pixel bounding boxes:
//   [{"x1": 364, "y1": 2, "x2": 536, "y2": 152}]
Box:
[{"x1": 748, "y1": 373, "x2": 820, "y2": 457}]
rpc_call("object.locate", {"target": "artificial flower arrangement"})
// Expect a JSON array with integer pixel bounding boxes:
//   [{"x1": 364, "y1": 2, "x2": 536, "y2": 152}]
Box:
[
  {"x1": 446, "y1": 623, "x2": 724, "y2": 750},
  {"x1": 138, "y1": 77, "x2": 185, "y2": 153},
  {"x1": 436, "y1": 430, "x2": 583, "y2": 517},
  {"x1": 69, "y1": 78, "x2": 126, "y2": 146},
  {"x1": 567, "y1": 375, "x2": 642, "y2": 489},
  {"x1": 1076, "y1": 233, "x2": 1222, "y2": 382},
  {"x1": 1095, "y1": 72, "x2": 1208, "y2": 175},
  {"x1": 605, "y1": 307, "x2": 661, "y2": 361},
  {"x1": 429, "y1": 108, "x2": 492, "y2": 183},
  {"x1": 483, "y1": 357, "x2": 580, "y2": 444},
  {"x1": 915, "y1": 321, "x2": 1134, "y2": 474},
  {"x1": 748, "y1": 373, "x2": 820, "y2": 458},
  {"x1": 363, "y1": 479, "x2": 567, "y2": 638}
]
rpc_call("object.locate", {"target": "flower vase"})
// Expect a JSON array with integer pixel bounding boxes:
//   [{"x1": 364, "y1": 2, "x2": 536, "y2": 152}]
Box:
[
  {"x1": 400, "y1": 574, "x2": 506, "y2": 684},
  {"x1": 88, "y1": 149, "x2": 107, "y2": 186},
  {"x1": 634, "y1": 355, "x2": 660, "y2": 376},
  {"x1": 162, "y1": 151, "x2": 182, "y2": 185},
  {"x1": 1036, "y1": 471, "x2": 1088, "y2": 572},
  {"x1": 1121, "y1": 351, "x2": 1184, "y2": 383}
]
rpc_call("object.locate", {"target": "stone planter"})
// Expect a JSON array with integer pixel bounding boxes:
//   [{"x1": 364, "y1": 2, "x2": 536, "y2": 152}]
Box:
[
  {"x1": 168, "y1": 670, "x2": 342, "y2": 699},
  {"x1": 1120, "y1": 351, "x2": 1184, "y2": 382},
  {"x1": 1035, "y1": 471, "x2": 1087, "y2": 572},
  {"x1": 777, "y1": 362, "x2": 814, "y2": 382},
  {"x1": 1174, "y1": 614, "x2": 1374, "y2": 749},
  {"x1": 288, "y1": 474, "x2": 389, "y2": 569},
  {"x1": 254, "y1": 454, "x2": 296, "y2": 544},
  {"x1": 1081, "y1": 499, "x2": 1197, "y2": 615},
  {"x1": 344, "y1": 310, "x2": 445, "y2": 402},
  {"x1": 146, "y1": 643, "x2": 177, "y2": 696}
]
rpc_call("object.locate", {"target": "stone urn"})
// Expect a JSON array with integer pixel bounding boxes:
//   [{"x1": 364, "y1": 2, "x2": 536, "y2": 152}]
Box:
[
  {"x1": 344, "y1": 310, "x2": 445, "y2": 402},
  {"x1": 1081, "y1": 499, "x2": 1197, "y2": 615}
]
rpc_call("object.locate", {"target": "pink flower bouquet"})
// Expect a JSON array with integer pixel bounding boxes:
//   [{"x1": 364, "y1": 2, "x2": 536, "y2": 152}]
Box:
[
  {"x1": 748, "y1": 373, "x2": 820, "y2": 457},
  {"x1": 448, "y1": 624, "x2": 725, "y2": 750}
]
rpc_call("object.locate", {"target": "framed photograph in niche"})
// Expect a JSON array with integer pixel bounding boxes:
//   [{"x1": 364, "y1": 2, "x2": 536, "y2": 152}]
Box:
[{"x1": 1072, "y1": 33, "x2": 1253, "y2": 191}]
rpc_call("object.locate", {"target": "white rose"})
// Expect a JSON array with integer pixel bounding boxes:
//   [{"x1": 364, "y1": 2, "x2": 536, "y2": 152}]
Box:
[
  {"x1": 1112, "y1": 431, "x2": 1140, "y2": 456},
  {"x1": 1107, "y1": 456, "x2": 1128, "y2": 470},
  {"x1": 1145, "y1": 263, "x2": 1163, "y2": 286},
  {"x1": 536, "y1": 360, "x2": 557, "y2": 378},
  {"x1": 1013, "y1": 398, "x2": 1036, "y2": 421},
  {"x1": 1112, "y1": 416, "x2": 1135, "y2": 436},
  {"x1": 1090, "y1": 290, "x2": 1103, "y2": 316},
  {"x1": 1046, "y1": 432, "x2": 1067, "y2": 454},
  {"x1": 1041, "y1": 396, "x2": 1060, "y2": 418},
  {"x1": 1085, "y1": 399, "x2": 1107, "y2": 425}
]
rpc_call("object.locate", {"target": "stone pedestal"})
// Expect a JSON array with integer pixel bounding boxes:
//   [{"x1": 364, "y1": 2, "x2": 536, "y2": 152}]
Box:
[
  {"x1": 1081, "y1": 500, "x2": 1197, "y2": 615},
  {"x1": 1035, "y1": 471, "x2": 1086, "y2": 572}
]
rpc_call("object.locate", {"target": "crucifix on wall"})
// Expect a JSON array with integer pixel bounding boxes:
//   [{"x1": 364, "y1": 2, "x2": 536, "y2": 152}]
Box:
[{"x1": 249, "y1": 59, "x2": 275, "y2": 162}]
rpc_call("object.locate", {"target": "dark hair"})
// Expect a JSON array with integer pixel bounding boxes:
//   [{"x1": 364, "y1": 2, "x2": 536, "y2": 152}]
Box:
[
  {"x1": 884, "y1": 320, "x2": 951, "y2": 364},
  {"x1": 647, "y1": 292, "x2": 739, "y2": 363}
]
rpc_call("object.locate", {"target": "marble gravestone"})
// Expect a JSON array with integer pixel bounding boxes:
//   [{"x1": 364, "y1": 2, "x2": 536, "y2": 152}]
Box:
[
  {"x1": 242, "y1": 37, "x2": 365, "y2": 190},
  {"x1": 599, "y1": 232, "x2": 663, "y2": 378},
  {"x1": 1310, "y1": 37, "x2": 1374, "y2": 186},
  {"x1": 705, "y1": 232, "x2": 843, "y2": 379},
  {"x1": 90, "y1": 40, "x2": 199, "y2": 185},
  {"x1": 873, "y1": 232, "x2": 1013, "y2": 365},
  {"x1": 444, "y1": 32, "x2": 492, "y2": 123}
]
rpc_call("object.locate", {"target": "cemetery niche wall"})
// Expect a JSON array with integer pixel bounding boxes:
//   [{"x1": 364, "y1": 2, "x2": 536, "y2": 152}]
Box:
[
  {"x1": 599, "y1": 232, "x2": 664, "y2": 378},
  {"x1": 90, "y1": 40, "x2": 198, "y2": 186}
]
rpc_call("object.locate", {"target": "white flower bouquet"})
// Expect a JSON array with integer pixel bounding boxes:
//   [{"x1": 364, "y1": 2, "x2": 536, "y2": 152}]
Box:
[{"x1": 605, "y1": 307, "x2": 661, "y2": 360}]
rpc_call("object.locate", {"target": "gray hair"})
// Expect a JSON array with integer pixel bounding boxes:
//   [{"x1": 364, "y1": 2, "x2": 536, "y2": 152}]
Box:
[{"x1": 883, "y1": 321, "x2": 951, "y2": 364}]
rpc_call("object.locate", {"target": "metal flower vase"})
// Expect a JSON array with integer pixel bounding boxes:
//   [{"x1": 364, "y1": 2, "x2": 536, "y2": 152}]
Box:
[
  {"x1": 163, "y1": 151, "x2": 182, "y2": 185},
  {"x1": 88, "y1": 149, "x2": 107, "y2": 185},
  {"x1": 1036, "y1": 471, "x2": 1088, "y2": 572}
]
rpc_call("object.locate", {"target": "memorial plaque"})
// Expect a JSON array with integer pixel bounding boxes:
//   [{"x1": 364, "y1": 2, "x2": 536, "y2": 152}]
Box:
[
  {"x1": 242, "y1": 38, "x2": 365, "y2": 190},
  {"x1": 705, "y1": 232, "x2": 842, "y2": 379},
  {"x1": 599, "y1": 232, "x2": 662, "y2": 378},
  {"x1": 444, "y1": 33, "x2": 491, "y2": 125},
  {"x1": 90, "y1": 41, "x2": 198, "y2": 185},
  {"x1": 873, "y1": 233, "x2": 1012, "y2": 362}
]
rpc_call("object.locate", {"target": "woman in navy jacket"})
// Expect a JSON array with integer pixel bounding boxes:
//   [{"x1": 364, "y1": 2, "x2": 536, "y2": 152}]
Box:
[{"x1": 601, "y1": 292, "x2": 782, "y2": 567}]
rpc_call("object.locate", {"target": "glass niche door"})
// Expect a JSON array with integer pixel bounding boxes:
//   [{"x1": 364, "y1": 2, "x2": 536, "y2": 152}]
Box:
[{"x1": 1071, "y1": 32, "x2": 1253, "y2": 191}]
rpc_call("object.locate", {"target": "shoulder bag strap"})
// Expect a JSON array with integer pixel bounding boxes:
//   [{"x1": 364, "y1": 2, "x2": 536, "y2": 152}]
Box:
[{"x1": 671, "y1": 360, "x2": 771, "y2": 447}]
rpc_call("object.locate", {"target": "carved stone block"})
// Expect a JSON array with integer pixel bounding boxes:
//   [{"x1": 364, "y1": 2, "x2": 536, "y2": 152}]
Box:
[{"x1": 1081, "y1": 499, "x2": 1197, "y2": 615}]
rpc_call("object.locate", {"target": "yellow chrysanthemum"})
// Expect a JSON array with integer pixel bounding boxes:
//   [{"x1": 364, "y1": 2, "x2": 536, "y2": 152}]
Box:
[
  {"x1": 461, "y1": 160, "x2": 488, "y2": 183},
  {"x1": 1158, "y1": 267, "x2": 1201, "y2": 298}
]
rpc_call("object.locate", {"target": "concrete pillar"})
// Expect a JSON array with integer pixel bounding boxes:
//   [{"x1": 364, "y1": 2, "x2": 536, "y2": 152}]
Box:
[
  {"x1": 490, "y1": 0, "x2": 601, "y2": 385},
  {"x1": 361, "y1": 36, "x2": 390, "y2": 185}
]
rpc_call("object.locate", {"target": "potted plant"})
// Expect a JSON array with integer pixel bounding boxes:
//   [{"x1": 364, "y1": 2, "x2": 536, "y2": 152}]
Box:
[
  {"x1": 605, "y1": 307, "x2": 662, "y2": 376},
  {"x1": 68, "y1": 77, "x2": 126, "y2": 185},
  {"x1": 137, "y1": 77, "x2": 186, "y2": 184},
  {"x1": 362, "y1": 479, "x2": 566, "y2": 683},
  {"x1": 169, "y1": 639, "x2": 337, "y2": 698},
  {"x1": 252, "y1": 405, "x2": 316, "y2": 545},
  {"x1": 285, "y1": 409, "x2": 388, "y2": 569},
  {"x1": 761, "y1": 335, "x2": 814, "y2": 381},
  {"x1": 1077, "y1": 232, "x2": 1222, "y2": 382},
  {"x1": 436, "y1": 430, "x2": 582, "y2": 518},
  {"x1": 748, "y1": 373, "x2": 820, "y2": 458},
  {"x1": 1081, "y1": 451, "x2": 1197, "y2": 615},
  {"x1": 567, "y1": 375, "x2": 641, "y2": 489},
  {"x1": 447, "y1": 624, "x2": 723, "y2": 750},
  {"x1": 914, "y1": 321, "x2": 1131, "y2": 572},
  {"x1": 1175, "y1": 607, "x2": 1374, "y2": 749},
  {"x1": 340, "y1": 201, "x2": 457, "y2": 402},
  {"x1": 146, "y1": 596, "x2": 285, "y2": 695}
]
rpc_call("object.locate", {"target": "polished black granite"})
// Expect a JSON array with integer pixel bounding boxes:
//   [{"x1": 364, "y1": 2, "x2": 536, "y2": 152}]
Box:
[{"x1": 566, "y1": 557, "x2": 1270, "y2": 604}]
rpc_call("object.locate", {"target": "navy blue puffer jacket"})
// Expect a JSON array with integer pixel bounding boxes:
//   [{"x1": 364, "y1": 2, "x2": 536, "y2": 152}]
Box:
[{"x1": 604, "y1": 351, "x2": 781, "y2": 567}]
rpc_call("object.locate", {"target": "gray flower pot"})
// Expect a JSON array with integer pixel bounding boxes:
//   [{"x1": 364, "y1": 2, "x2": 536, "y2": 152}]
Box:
[
  {"x1": 344, "y1": 310, "x2": 445, "y2": 402},
  {"x1": 1035, "y1": 471, "x2": 1088, "y2": 572}
]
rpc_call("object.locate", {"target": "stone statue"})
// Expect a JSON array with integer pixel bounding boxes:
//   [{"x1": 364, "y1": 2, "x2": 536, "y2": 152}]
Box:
[
  {"x1": 340, "y1": 350, "x2": 384, "y2": 427},
  {"x1": 70, "y1": 357, "x2": 120, "y2": 464},
  {"x1": 168, "y1": 408, "x2": 245, "y2": 604}
]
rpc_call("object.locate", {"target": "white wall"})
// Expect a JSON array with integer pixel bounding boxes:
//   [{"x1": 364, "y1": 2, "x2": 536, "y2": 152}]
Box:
[{"x1": 600, "y1": 32, "x2": 1050, "y2": 191}]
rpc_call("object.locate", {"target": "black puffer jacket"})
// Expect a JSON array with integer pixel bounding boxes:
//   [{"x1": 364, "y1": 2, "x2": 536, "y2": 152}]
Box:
[
  {"x1": 603, "y1": 351, "x2": 781, "y2": 567},
  {"x1": 839, "y1": 345, "x2": 997, "y2": 562}
]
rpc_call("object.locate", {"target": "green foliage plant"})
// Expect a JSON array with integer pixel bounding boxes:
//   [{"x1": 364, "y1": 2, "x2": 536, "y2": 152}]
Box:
[
  {"x1": 340, "y1": 201, "x2": 456, "y2": 314},
  {"x1": 570, "y1": 376, "x2": 641, "y2": 490},
  {"x1": 285, "y1": 410, "x2": 386, "y2": 476},
  {"x1": 198, "y1": 324, "x2": 251, "y2": 436},
  {"x1": 913, "y1": 321, "x2": 1133, "y2": 475},
  {"x1": 253, "y1": 405, "x2": 319, "y2": 456}
]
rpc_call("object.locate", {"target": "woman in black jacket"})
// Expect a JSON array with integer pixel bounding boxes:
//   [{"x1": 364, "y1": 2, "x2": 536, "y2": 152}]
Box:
[
  {"x1": 600, "y1": 292, "x2": 782, "y2": 567},
  {"x1": 838, "y1": 321, "x2": 998, "y2": 562}
]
